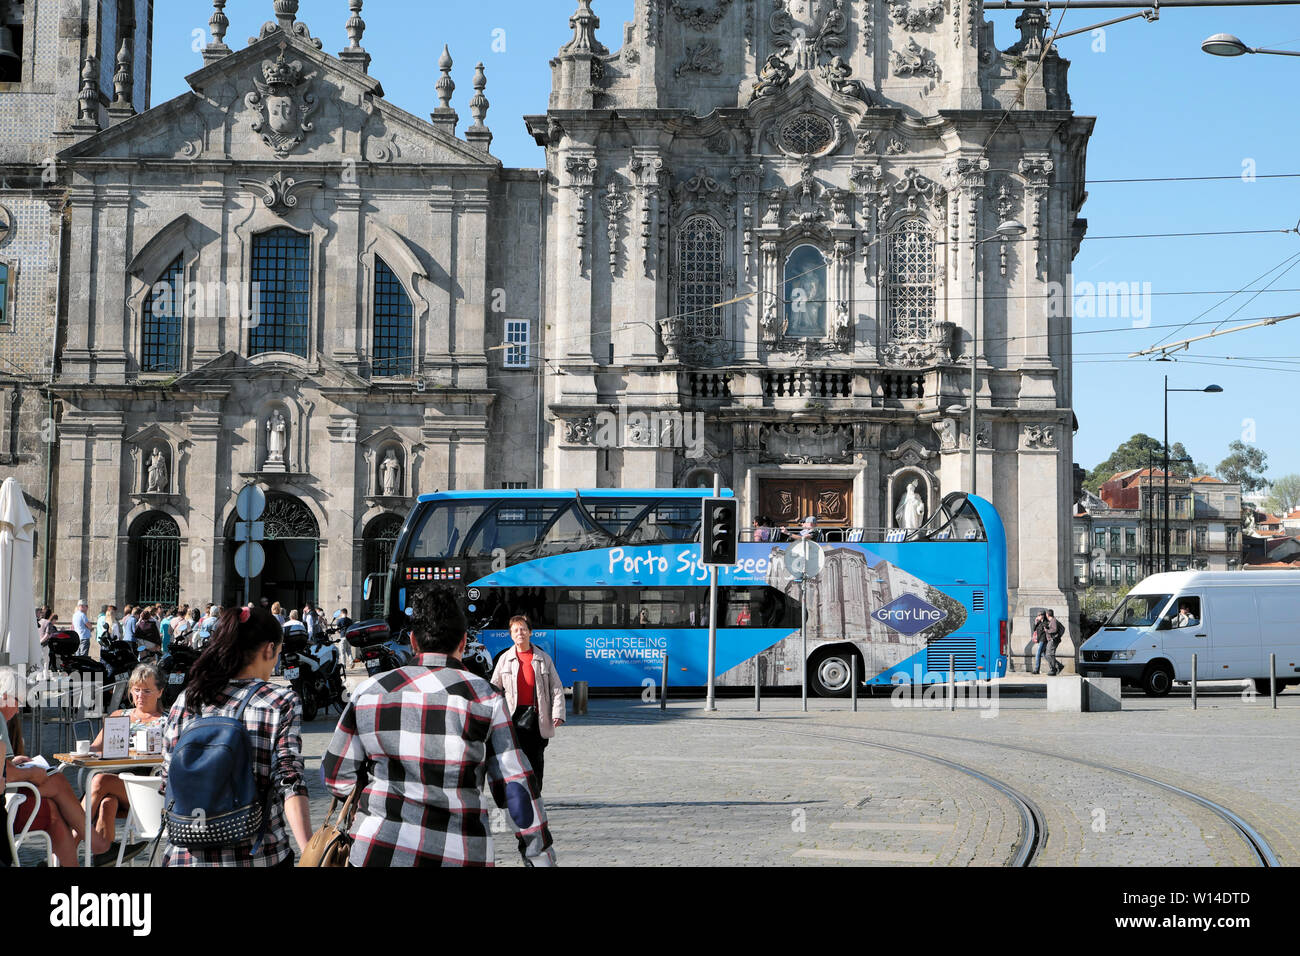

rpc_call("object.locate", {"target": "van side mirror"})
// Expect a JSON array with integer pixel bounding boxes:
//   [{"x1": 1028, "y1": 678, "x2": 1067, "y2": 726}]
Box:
[{"x1": 1155, "y1": 618, "x2": 1171, "y2": 631}]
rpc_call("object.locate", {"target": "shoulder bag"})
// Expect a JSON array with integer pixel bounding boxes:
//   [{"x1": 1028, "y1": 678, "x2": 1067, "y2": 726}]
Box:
[{"x1": 298, "y1": 783, "x2": 363, "y2": 867}]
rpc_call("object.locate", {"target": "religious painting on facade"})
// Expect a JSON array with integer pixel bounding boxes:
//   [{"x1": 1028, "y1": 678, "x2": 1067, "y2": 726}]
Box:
[{"x1": 783, "y1": 244, "x2": 827, "y2": 338}]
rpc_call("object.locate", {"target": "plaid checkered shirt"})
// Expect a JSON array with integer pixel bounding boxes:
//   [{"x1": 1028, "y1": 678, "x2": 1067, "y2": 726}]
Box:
[
  {"x1": 161, "y1": 679, "x2": 308, "y2": 867},
  {"x1": 321, "y1": 653, "x2": 555, "y2": 867}
]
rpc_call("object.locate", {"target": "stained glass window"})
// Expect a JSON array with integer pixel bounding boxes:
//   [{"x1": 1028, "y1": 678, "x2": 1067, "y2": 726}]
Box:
[
  {"x1": 373, "y1": 257, "x2": 413, "y2": 377},
  {"x1": 886, "y1": 220, "x2": 936, "y2": 343},
  {"x1": 676, "y1": 216, "x2": 724, "y2": 339},
  {"x1": 784, "y1": 244, "x2": 827, "y2": 338},
  {"x1": 780, "y1": 113, "x2": 834, "y2": 155},
  {"x1": 250, "y1": 227, "x2": 311, "y2": 358},
  {"x1": 141, "y1": 256, "x2": 184, "y2": 372}
]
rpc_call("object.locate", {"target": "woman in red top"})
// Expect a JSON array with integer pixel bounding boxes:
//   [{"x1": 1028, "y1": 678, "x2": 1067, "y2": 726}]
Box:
[{"x1": 489, "y1": 615, "x2": 566, "y2": 791}]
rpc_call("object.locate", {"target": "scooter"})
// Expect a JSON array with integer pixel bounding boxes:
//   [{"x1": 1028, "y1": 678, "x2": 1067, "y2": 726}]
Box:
[
  {"x1": 41, "y1": 629, "x2": 114, "y2": 711},
  {"x1": 344, "y1": 619, "x2": 493, "y2": 680},
  {"x1": 159, "y1": 640, "x2": 202, "y2": 708},
  {"x1": 282, "y1": 627, "x2": 346, "y2": 722}
]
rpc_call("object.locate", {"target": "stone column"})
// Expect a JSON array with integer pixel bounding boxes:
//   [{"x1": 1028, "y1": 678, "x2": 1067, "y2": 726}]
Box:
[
  {"x1": 452, "y1": 188, "x2": 491, "y2": 389},
  {"x1": 1013, "y1": 421, "x2": 1073, "y2": 669},
  {"x1": 184, "y1": 410, "x2": 224, "y2": 602},
  {"x1": 425, "y1": 186, "x2": 455, "y2": 376},
  {"x1": 332, "y1": 187, "x2": 364, "y2": 373},
  {"x1": 324, "y1": 413, "x2": 361, "y2": 609}
]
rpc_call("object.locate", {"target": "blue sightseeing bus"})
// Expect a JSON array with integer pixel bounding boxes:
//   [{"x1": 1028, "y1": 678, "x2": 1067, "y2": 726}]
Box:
[{"x1": 369, "y1": 488, "x2": 1008, "y2": 696}]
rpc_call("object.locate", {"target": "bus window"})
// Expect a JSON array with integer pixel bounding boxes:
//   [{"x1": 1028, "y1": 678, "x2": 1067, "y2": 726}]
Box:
[
  {"x1": 557, "y1": 589, "x2": 620, "y2": 627},
  {"x1": 408, "y1": 502, "x2": 493, "y2": 559},
  {"x1": 629, "y1": 588, "x2": 703, "y2": 626},
  {"x1": 467, "y1": 587, "x2": 553, "y2": 631},
  {"x1": 627, "y1": 502, "x2": 700, "y2": 544},
  {"x1": 463, "y1": 501, "x2": 566, "y2": 560},
  {"x1": 583, "y1": 499, "x2": 656, "y2": 538},
  {"x1": 536, "y1": 504, "x2": 605, "y2": 557},
  {"x1": 916, "y1": 494, "x2": 987, "y2": 543}
]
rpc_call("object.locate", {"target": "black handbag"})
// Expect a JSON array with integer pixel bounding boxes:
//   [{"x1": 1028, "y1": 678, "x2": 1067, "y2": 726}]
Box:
[{"x1": 513, "y1": 704, "x2": 539, "y2": 733}]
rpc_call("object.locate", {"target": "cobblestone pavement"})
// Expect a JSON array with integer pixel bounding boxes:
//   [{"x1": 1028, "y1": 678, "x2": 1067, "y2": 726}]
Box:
[{"x1": 286, "y1": 679, "x2": 1299, "y2": 867}]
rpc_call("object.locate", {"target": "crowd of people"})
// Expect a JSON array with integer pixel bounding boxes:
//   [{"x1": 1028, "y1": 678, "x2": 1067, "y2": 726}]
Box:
[{"x1": 4, "y1": 588, "x2": 560, "y2": 868}]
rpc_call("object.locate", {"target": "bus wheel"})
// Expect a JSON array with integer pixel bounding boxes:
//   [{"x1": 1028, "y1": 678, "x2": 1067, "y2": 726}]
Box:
[
  {"x1": 1141, "y1": 662, "x2": 1173, "y2": 697},
  {"x1": 809, "y1": 649, "x2": 857, "y2": 698}
]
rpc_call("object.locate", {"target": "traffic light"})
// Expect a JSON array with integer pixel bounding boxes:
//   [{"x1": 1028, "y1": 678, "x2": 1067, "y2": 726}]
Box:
[{"x1": 702, "y1": 498, "x2": 738, "y2": 566}]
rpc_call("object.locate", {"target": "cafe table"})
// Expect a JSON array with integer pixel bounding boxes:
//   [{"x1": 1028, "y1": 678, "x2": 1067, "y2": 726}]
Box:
[{"x1": 54, "y1": 751, "x2": 165, "y2": 867}]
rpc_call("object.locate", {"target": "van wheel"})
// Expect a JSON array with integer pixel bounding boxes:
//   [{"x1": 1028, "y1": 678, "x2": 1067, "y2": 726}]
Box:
[
  {"x1": 1142, "y1": 662, "x2": 1174, "y2": 697},
  {"x1": 809, "y1": 649, "x2": 858, "y2": 698},
  {"x1": 1252, "y1": 678, "x2": 1282, "y2": 696}
]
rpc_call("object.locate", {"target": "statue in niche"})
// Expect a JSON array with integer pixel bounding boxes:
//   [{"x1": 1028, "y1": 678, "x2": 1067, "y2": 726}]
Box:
[
  {"x1": 147, "y1": 447, "x2": 168, "y2": 493},
  {"x1": 895, "y1": 480, "x2": 927, "y2": 530},
  {"x1": 266, "y1": 411, "x2": 287, "y2": 466},
  {"x1": 380, "y1": 449, "x2": 402, "y2": 497}
]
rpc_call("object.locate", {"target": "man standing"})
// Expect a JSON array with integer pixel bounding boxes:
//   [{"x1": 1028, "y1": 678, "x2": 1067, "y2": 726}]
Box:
[
  {"x1": 120, "y1": 605, "x2": 136, "y2": 648},
  {"x1": 322, "y1": 588, "x2": 554, "y2": 866},
  {"x1": 333, "y1": 608, "x2": 354, "y2": 667},
  {"x1": 490, "y1": 614, "x2": 566, "y2": 792},
  {"x1": 72, "y1": 600, "x2": 93, "y2": 657},
  {"x1": 1043, "y1": 609, "x2": 1065, "y2": 676}
]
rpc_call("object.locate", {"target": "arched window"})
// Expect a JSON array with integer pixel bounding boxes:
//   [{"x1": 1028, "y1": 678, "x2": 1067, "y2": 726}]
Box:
[
  {"x1": 130, "y1": 513, "x2": 181, "y2": 606},
  {"x1": 372, "y1": 257, "x2": 413, "y2": 377},
  {"x1": 141, "y1": 256, "x2": 184, "y2": 372},
  {"x1": 676, "y1": 216, "x2": 724, "y2": 339},
  {"x1": 250, "y1": 227, "x2": 310, "y2": 358},
  {"x1": 784, "y1": 244, "x2": 827, "y2": 338},
  {"x1": 886, "y1": 221, "x2": 936, "y2": 343}
]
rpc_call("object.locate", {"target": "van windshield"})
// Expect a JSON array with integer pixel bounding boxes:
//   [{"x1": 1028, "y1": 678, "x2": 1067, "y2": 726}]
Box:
[{"x1": 1103, "y1": 593, "x2": 1173, "y2": 628}]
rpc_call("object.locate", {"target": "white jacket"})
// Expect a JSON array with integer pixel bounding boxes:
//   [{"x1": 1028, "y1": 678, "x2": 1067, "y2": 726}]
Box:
[{"x1": 490, "y1": 645, "x2": 566, "y2": 739}]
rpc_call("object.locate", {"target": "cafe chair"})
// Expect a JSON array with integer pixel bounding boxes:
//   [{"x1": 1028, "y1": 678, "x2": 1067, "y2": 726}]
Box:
[
  {"x1": 114, "y1": 775, "x2": 165, "y2": 867},
  {"x1": 4, "y1": 782, "x2": 57, "y2": 866}
]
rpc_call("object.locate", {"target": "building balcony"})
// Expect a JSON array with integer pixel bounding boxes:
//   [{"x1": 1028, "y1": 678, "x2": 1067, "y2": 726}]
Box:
[{"x1": 677, "y1": 366, "x2": 988, "y2": 412}]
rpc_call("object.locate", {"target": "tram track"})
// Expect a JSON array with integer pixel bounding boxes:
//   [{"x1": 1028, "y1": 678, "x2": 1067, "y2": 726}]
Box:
[
  {"x1": 843, "y1": 725, "x2": 1281, "y2": 867},
  {"x1": 578, "y1": 711, "x2": 1046, "y2": 866},
  {"x1": 577, "y1": 708, "x2": 1281, "y2": 866}
]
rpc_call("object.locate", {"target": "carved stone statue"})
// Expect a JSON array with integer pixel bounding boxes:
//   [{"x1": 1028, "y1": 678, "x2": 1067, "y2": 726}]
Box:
[
  {"x1": 932, "y1": 418, "x2": 957, "y2": 451},
  {"x1": 895, "y1": 480, "x2": 927, "y2": 530},
  {"x1": 147, "y1": 447, "x2": 168, "y2": 493},
  {"x1": 752, "y1": 54, "x2": 793, "y2": 99},
  {"x1": 819, "y1": 56, "x2": 873, "y2": 104},
  {"x1": 380, "y1": 449, "x2": 401, "y2": 497},
  {"x1": 266, "y1": 411, "x2": 287, "y2": 468}
]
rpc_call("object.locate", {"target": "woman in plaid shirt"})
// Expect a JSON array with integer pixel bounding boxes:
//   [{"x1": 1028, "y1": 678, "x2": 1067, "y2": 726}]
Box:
[
  {"x1": 162, "y1": 606, "x2": 312, "y2": 867},
  {"x1": 322, "y1": 588, "x2": 555, "y2": 867}
]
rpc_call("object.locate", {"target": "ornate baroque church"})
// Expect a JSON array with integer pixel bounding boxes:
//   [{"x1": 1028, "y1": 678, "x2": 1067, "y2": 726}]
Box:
[{"x1": 19, "y1": 0, "x2": 1092, "y2": 634}]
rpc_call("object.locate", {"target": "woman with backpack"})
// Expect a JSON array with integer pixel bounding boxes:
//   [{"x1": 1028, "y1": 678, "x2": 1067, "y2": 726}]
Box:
[{"x1": 160, "y1": 606, "x2": 312, "y2": 867}]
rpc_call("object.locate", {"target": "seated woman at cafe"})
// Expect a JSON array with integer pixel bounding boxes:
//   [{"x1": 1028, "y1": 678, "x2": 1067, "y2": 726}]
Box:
[
  {"x1": 1, "y1": 666, "x2": 84, "y2": 867},
  {"x1": 83, "y1": 664, "x2": 167, "y2": 858}
]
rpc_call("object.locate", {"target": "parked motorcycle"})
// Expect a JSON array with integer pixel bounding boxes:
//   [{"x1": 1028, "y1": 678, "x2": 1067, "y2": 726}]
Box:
[
  {"x1": 159, "y1": 640, "x2": 202, "y2": 708},
  {"x1": 344, "y1": 619, "x2": 493, "y2": 680},
  {"x1": 41, "y1": 629, "x2": 113, "y2": 710},
  {"x1": 282, "y1": 625, "x2": 346, "y2": 722}
]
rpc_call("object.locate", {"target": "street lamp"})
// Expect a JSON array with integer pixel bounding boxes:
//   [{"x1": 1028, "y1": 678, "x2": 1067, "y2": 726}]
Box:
[
  {"x1": 1162, "y1": 378, "x2": 1222, "y2": 573},
  {"x1": 1201, "y1": 33, "x2": 1300, "y2": 57},
  {"x1": 970, "y1": 218, "x2": 1027, "y2": 497}
]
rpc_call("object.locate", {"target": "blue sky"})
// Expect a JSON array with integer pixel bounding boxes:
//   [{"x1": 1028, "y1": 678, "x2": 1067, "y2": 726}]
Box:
[{"x1": 149, "y1": 1, "x2": 1300, "y2": 484}]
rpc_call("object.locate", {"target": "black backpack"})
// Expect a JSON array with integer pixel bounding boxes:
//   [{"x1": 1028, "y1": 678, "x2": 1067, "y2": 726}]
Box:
[{"x1": 165, "y1": 682, "x2": 271, "y2": 849}]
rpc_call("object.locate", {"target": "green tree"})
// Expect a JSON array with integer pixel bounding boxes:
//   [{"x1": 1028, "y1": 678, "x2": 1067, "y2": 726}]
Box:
[
  {"x1": 1085, "y1": 433, "x2": 1195, "y2": 494},
  {"x1": 1216, "y1": 440, "x2": 1269, "y2": 494},
  {"x1": 1264, "y1": 474, "x2": 1300, "y2": 515}
]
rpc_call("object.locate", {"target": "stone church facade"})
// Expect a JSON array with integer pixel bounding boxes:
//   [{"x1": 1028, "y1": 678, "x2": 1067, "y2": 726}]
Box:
[{"x1": 25, "y1": 0, "x2": 1092, "y2": 640}]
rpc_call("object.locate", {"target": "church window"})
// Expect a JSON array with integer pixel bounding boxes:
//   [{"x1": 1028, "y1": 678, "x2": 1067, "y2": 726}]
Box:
[
  {"x1": 250, "y1": 227, "x2": 310, "y2": 358},
  {"x1": 784, "y1": 244, "x2": 827, "y2": 338},
  {"x1": 886, "y1": 220, "x2": 936, "y2": 343},
  {"x1": 780, "y1": 113, "x2": 834, "y2": 156},
  {"x1": 675, "y1": 216, "x2": 724, "y2": 340},
  {"x1": 141, "y1": 256, "x2": 183, "y2": 372},
  {"x1": 504, "y1": 319, "x2": 530, "y2": 368},
  {"x1": 372, "y1": 257, "x2": 413, "y2": 377}
]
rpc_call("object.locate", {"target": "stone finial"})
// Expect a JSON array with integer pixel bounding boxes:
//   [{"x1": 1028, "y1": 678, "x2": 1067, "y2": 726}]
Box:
[
  {"x1": 112, "y1": 39, "x2": 133, "y2": 106},
  {"x1": 346, "y1": 0, "x2": 365, "y2": 48},
  {"x1": 436, "y1": 45, "x2": 455, "y2": 109},
  {"x1": 339, "y1": 0, "x2": 371, "y2": 73},
  {"x1": 209, "y1": 0, "x2": 229, "y2": 46},
  {"x1": 465, "y1": 62, "x2": 493, "y2": 151},
  {"x1": 561, "y1": 0, "x2": 608, "y2": 56},
  {"x1": 76, "y1": 56, "x2": 101, "y2": 127},
  {"x1": 430, "y1": 45, "x2": 459, "y2": 133},
  {"x1": 274, "y1": 0, "x2": 300, "y2": 32}
]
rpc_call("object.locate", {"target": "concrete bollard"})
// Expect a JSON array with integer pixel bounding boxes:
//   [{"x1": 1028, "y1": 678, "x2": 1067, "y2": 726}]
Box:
[
  {"x1": 1271, "y1": 653, "x2": 1278, "y2": 710},
  {"x1": 949, "y1": 655, "x2": 955, "y2": 712},
  {"x1": 1192, "y1": 653, "x2": 1197, "y2": 711},
  {"x1": 754, "y1": 656, "x2": 761, "y2": 713},
  {"x1": 851, "y1": 656, "x2": 858, "y2": 713},
  {"x1": 573, "y1": 680, "x2": 588, "y2": 716}
]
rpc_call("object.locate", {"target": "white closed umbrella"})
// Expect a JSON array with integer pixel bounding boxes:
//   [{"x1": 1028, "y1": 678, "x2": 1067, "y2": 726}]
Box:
[{"x1": 0, "y1": 475, "x2": 42, "y2": 676}]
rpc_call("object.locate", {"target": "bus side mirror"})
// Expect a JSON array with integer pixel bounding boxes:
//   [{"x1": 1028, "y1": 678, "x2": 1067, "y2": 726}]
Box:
[{"x1": 362, "y1": 573, "x2": 383, "y2": 602}]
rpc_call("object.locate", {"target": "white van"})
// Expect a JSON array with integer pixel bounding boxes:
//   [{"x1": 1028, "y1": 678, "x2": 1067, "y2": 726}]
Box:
[{"x1": 1079, "y1": 570, "x2": 1300, "y2": 696}]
